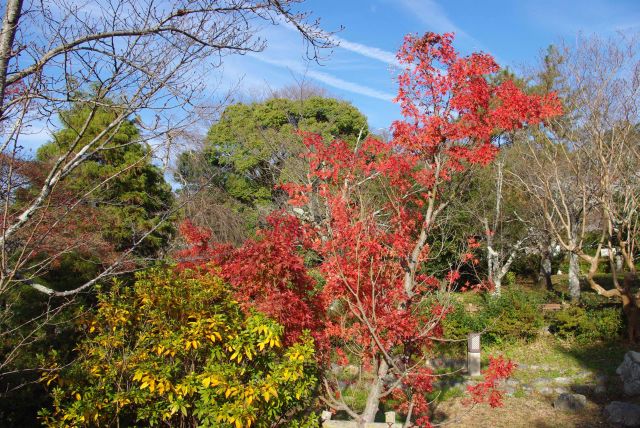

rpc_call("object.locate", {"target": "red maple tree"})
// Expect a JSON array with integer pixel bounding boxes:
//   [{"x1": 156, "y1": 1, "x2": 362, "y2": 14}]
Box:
[{"x1": 179, "y1": 32, "x2": 561, "y2": 427}]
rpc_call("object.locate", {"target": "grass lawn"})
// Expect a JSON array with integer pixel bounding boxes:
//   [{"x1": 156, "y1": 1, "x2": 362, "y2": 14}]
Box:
[{"x1": 433, "y1": 334, "x2": 635, "y2": 427}]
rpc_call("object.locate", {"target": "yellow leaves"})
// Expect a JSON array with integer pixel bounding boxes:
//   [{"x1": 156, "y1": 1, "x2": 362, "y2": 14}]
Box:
[
  {"x1": 133, "y1": 372, "x2": 170, "y2": 395},
  {"x1": 174, "y1": 383, "x2": 197, "y2": 398},
  {"x1": 88, "y1": 321, "x2": 98, "y2": 333},
  {"x1": 207, "y1": 332, "x2": 222, "y2": 343},
  {"x1": 241, "y1": 386, "x2": 258, "y2": 407},
  {"x1": 229, "y1": 349, "x2": 243, "y2": 363},
  {"x1": 257, "y1": 335, "x2": 280, "y2": 351},
  {"x1": 201, "y1": 375, "x2": 220, "y2": 388},
  {"x1": 254, "y1": 324, "x2": 281, "y2": 351},
  {"x1": 89, "y1": 365, "x2": 102, "y2": 378},
  {"x1": 288, "y1": 351, "x2": 304, "y2": 362},
  {"x1": 154, "y1": 379, "x2": 171, "y2": 396},
  {"x1": 184, "y1": 339, "x2": 199, "y2": 351},
  {"x1": 201, "y1": 377, "x2": 210, "y2": 388},
  {"x1": 40, "y1": 369, "x2": 59, "y2": 387},
  {"x1": 217, "y1": 414, "x2": 255, "y2": 428},
  {"x1": 261, "y1": 385, "x2": 277, "y2": 402},
  {"x1": 224, "y1": 386, "x2": 239, "y2": 398}
]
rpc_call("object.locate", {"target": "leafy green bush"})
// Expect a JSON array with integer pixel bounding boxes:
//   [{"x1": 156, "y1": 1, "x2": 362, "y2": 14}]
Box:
[
  {"x1": 483, "y1": 289, "x2": 545, "y2": 343},
  {"x1": 442, "y1": 289, "x2": 544, "y2": 347},
  {"x1": 441, "y1": 300, "x2": 488, "y2": 340},
  {"x1": 39, "y1": 267, "x2": 318, "y2": 428},
  {"x1": 548, "y1": 305, "x2": 623, "y2": 343},
  {"x1": 504, "y1": 272, "x2": 517, "y2": 287},
  {"x1": 548, "y1": 306, "x2": 592, "y2": 340}
]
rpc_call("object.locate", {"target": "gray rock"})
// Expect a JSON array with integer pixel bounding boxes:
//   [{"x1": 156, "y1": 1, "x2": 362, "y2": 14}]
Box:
[
  {"x1": 553, "y1": 393, "x2": 587, "y2": 412},
  {"x1": 604, "y1": 401, "x2": 640, "y2": 427},
  {"x1": 553, "y1": 376, "x2": 573, "y2": 386},
  {"x1": 571, "y1": 384, "x2": 594, "y2": 395},
  {"x1": 537, "y1": 386, "x2": 555, "y2": 396},
  {"x1": 595, "y1": 385, "x2": 607, "y2": 395},
  {"x1": 504, "y1": 385, "x2": 517, "y2": 396},
  {"x1": 554, "y1": 387, "x2": 569, "y2": 395},
  {"x1": 617, "y1": 351, "x2": 640, "y2": 396},
  {"x1": 532, "y1": 377, "x2": 552, "y2": 386}
]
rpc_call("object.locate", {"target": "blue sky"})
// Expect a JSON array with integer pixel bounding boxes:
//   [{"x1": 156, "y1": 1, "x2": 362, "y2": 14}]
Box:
[
  {"x1": 18, "y1": 0, "x2": 640, "y2": 156},
  {"x1": 219, "y1": 0, "x2": 640, "y2": 133}
]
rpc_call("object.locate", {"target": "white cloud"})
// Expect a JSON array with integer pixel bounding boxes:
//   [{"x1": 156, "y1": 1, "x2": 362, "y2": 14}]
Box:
[
  {"x1": 330, "y1": 35, "x2": 401, "y2": 68},
  {"x1": 251, "y1": 55, "x2": 395, "y2": 102},
  {"x1": 278, "y1": 19, "x2": 400, "y2": 67}
]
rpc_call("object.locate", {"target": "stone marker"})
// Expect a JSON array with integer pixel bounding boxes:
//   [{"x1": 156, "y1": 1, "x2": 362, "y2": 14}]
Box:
[{"x1": 468, "y1": 332, "x2": 481, "y2": 376}]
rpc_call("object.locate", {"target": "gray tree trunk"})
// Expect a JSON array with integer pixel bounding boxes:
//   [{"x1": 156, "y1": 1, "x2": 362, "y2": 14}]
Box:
[
  {"x1": 540, "y1": 252, "x2": 553, "y2": 290},
  {"x1": 568, "y1": 251, "x2": 581, "y2": 301},
  {"x1": 359, "y1": 359, "x2": 389, "y2": 426},
  {"x1": 493, "y1": 275, "x2": 502, "y2": 296},
  {"x1": 0, "y1": 0, "x2": 23, "y2": 118}
]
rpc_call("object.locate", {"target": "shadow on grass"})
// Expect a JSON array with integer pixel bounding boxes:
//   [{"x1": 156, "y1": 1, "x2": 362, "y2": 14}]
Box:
[{"x1": 554, "y1": 338, "x2": 631, "y2": 376}]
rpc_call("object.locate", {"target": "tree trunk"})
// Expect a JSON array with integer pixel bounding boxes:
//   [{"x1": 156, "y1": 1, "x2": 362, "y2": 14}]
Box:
[
  {"x1": 568, "y1": 251, "x2": 580, "y2": 302},
  {"x1": 493, "y1": 276, "x2": 502, "y2": 296},
  {"x1": 540, "y1": 252, "x2": 553, "y2": 290},
  {"x1": 360, "y1": 359, "x2": 388, "y2": 425},
  {"x1": 0, "y1": 0, "x2": 23, "y2": 119}
]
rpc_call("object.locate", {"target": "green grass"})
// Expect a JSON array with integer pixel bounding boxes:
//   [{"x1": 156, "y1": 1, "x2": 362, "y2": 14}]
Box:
[{"x1": 484, "y1": 334, "x2": 628, "y2": 381}]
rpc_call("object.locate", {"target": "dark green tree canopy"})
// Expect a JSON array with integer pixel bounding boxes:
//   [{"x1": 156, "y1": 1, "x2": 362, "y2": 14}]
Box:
[{"x1": 36, "y1": 101, "x2": 175, "y2": 258}]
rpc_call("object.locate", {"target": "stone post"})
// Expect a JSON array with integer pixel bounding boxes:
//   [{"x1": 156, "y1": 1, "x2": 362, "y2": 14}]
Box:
[
  {"x1": 385, "y1": 411, "x2": 396, "y2": 424},
  {"x1": 468, "y1": 332, "x2": 481, "y2": 377}
]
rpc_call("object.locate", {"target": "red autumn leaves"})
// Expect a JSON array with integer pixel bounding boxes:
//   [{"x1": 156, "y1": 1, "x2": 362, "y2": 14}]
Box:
[{"x1": 178, "y1": 32, "x2": 560, "y2": 425}]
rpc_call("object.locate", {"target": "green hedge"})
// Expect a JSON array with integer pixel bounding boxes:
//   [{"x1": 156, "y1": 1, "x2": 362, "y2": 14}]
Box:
[
  {"x1": 442, "y1": 289, "x2": 545, "y2": 346},
  {"x1": 441, "y1": 288, "x2": 623, "y2": 347}
]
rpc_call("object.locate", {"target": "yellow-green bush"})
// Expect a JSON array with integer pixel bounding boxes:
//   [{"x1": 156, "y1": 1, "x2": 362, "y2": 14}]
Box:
[{"x1": 39, "y1": 267, "x2": 318, "y2": 428}]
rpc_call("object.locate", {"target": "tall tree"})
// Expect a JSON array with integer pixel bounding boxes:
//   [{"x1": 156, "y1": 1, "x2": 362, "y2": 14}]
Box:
[
  {"x1": 183, "y1": 32, "x2": 561, "y2": 426},
  {"x1": 36, "y1": 100, "x2": 175, "y2": 260},
  {"x1": 176, "y1": 95, "x2": 368, "y2": 242}
]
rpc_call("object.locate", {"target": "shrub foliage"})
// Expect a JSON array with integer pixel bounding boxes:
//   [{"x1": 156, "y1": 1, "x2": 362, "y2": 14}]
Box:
[{"x1": 39, "y1": 267, "x2": 317, "y2": 428}]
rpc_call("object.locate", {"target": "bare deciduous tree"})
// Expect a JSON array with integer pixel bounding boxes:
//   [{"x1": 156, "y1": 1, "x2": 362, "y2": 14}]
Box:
[
  {"x1": 516, "y1": 34, "x2": 640, "y2": 302},
  {"x1": 0, "y1": 0, "x2": 329, "y2": 386}
]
